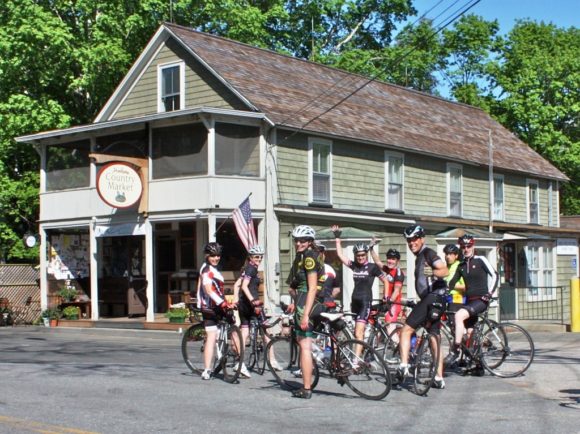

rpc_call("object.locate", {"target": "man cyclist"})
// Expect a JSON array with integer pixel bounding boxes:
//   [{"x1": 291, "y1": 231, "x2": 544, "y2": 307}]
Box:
[
  {"x1": 398, "y1": 225, "x2": 448, "y2": 389},
  {"x1": 447, "y1": 234, "x2": 499, "y2": 374}
]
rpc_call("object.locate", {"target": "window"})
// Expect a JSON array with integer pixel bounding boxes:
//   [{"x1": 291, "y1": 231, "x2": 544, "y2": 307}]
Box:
[
  {"x1": 525, "y1": 244, "x2": 555, "y2": 301},
  {"x1": 152, "y1": 123, "x2": 208, "y2": 179},
  {"x1": 527, "y1": 179, "x2": 539, "y2": 224},
  {"x1": 385, "y1": 151, "x2": 404, "y2": 211},
  {"x1": 158, "y1": 63, "x2": 184, "y2": 112},
  {"x1": 214, "y1": 123, "x2": 260, "y2": 176},
  {"x1": 493, "y1": 174, "x2": 504, "y2": 220},
  {"x1": 46, "y1": 140, "x2": 91, "y2": 191},
  {"x1": 96, "y1": 130, "x2": 148, "y2": 158},
  {"x1": 447, "y1": 164, "x2": 462, "y2": 217},
  {"x1": 309, "y1": 138, "x2": 332, "y2": 204}
]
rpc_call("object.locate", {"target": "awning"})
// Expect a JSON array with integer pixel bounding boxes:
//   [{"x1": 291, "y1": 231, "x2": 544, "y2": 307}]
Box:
[
  {"x1": 503, "y1": 232, "x2": 552, "y2": 241},
  {"x1": 316, "y1": 227, "x2": 376, "y2": 240},
  {"x1": 436, "y1": 228, "x2": 503, "y2": 241},
  {"x1": 94, "y1": 223, "x2": 146, "y2": 237}
]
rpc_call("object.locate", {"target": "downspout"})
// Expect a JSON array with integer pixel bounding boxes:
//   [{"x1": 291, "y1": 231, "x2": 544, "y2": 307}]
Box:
[{"x1": 488, "y1": 130, "x2": 494, "y2": 233}]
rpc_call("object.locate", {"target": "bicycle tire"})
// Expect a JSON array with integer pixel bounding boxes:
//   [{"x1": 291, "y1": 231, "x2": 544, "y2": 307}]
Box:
[
  {"x1": 181, "y1": 323, "x2": 206, "y2": 375},
  {"x1": 383, "y1": 326, "x2": 403, "y2": 386},
  {"x1": 266, "y1": 336, "x2": 319, "y2": 391},
  {"x1": 439, "y1": 322, "x2": 454, "y2": 368},
  {"x1": 413, "y1": 333, "x2": 438, "y2": 396},
  {"x1": 338, "y1": 339, "x2": 391, "y2": 400},
  {"x1": 254, "y1": 328, "x2": 268, "y2": 375},
  {"x1": 221, "y1": 325, "x2": 244, "y2": 383},
  {"x1": 480, "y1": 322, "x2": 534, "y2": 378},
  {"x1": 244, "y1": 322, "x2": 258, "y2": 371}
]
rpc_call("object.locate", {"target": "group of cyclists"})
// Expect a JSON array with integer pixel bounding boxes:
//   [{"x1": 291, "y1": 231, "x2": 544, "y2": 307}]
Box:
[{"x1": 195, "y1": 222, "x2": 498, "y2": 398}]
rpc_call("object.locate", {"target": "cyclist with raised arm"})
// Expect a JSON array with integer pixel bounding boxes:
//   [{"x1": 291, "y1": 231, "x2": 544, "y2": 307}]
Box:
[
  {"x1": 286, "y1": 225, "x2": 324, "y2": 399},
  {"x1": 197, "y1": 242, "x2": 234, "y2": 380},
  {"x1": 315, "y1": 242, "x2": 341, "y2": 306},
  {"x1": 398, "y1": 225, "x2": 449, "y2": 389},
  {"x1": 447, "y1": 234, "x2": 499, "y2": 374},
  {"x1": 370, "y1": 243, "x2": 405, "y2": 328},
  {"x1": 332, "y1": 225, "x2": 389, "y2": 346}
]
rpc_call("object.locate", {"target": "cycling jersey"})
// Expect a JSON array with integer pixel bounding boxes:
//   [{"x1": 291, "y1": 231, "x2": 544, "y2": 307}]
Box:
[
  {"x1": 414, "y1": 246, "x2": 446, "y2": 299},
  {"x1": 197, "y1": 262, "x2": 225, "y2": 309},
  {"x1": 445, "y1": 261, "x2": 465, "y2": 304},
  {"x1": 239, "y1": 262, "x2": 261, "y2": 302},
  {"x1": 318, "y1": 263, "x2": 338, "y2": 303},
  {"x1": 449, "y1": 255, "x2": 498, "y2": 298},
  {"x1": 348, "y1": 260, "x2": 386, "y2": 302},
  {"x1": 382, "y1": 266, "x2": 404, "y2": 322}
]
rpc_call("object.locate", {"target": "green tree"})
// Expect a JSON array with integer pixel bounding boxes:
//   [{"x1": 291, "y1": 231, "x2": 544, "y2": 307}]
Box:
[{"x1": 488, "y1": 21, "x2": 579, "y2": 214}]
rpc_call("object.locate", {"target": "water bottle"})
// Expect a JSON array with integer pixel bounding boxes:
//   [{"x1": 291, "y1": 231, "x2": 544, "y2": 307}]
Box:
[
  {"x1": 364, "y1": 323, "x2": 372, "y2": 340},
  {"x1": 311, "y1": 343, "x2": 324, "y2": 362},
  {"x1": 410, "y1": 334, "x2": 417, "y2": 352},
  {"x1": 323, "y1": 345, "x2": 332, "y2": 361}
]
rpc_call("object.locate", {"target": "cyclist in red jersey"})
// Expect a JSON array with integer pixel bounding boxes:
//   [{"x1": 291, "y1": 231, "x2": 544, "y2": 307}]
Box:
[{"x1": 370, "y1": 242, "x2": 404, "y2": 324}]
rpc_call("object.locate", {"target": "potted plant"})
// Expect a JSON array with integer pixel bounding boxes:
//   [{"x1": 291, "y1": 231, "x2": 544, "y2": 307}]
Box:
[
  {"x1": 58, "y1": 285, "x2": 78, "y2": 302},
  {"x1": 62, "y1": 305, "x2": 81, "y2": 320},
  {"x1": 42, "y1": 308, "x2": 62, "y2": 327},
  {"x1": 165, "y1": 303, "x2": 190, "y2": 323}
]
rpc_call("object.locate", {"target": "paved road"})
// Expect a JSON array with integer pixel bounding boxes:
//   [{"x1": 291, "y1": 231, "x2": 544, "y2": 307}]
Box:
[{"x1": 0, "y1": 327, "x2": 578, "y2": 433}]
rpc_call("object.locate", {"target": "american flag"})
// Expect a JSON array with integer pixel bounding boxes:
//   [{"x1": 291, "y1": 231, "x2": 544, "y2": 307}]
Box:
[{"x1": 232, "y1": 197, "x2": 257, "y2": 251}]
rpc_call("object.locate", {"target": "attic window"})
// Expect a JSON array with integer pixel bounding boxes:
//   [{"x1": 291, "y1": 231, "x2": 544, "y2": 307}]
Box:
[{"x1": 158, "y1": 62, "x2": 184, "y2": 112}]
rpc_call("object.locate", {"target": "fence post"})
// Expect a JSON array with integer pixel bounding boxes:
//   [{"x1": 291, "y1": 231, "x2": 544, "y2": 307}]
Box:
[{"x1": 571, "y1": 278, "x2": 580, "y2": 333}]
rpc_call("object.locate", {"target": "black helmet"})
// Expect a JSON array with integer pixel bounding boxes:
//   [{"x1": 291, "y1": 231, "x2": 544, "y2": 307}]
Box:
[
  {"x1": 352, "y1": 243, "x2": 369, "y2": 254},
  {"x1": 403, "y1": 224, "x2": 425, "y2": 239},
  {"x1": 458, "y1": 234, "x2": 475, "y2": 247},
  {"x1": 443, "y1": 244, "x2": 460, "y2": 254},
  {"x1": 204, "y1": 242, "x2": 222, "y2": 256},
  {"x1": 386, "y1": 248, "x2": 400, "y2": 259}
]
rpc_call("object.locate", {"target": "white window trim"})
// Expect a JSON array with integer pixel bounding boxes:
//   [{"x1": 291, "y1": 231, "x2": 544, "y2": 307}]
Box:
[
  {"x1": 308, "y1": 137, "x2": 333, "y2": 205},
  {"x1": 446, "y1": 163, "x2": 463, "y2": 217},
  {"x1": 157, "y1": 61, "x2": 185, "y2": 113},
  {"x1": 525, "y1": 243, "x2": 556, "y2": 302},
  {"x1": 384, "y1": 150, "x2": 404, "y2": 211},
  {"x1": 493, "y1": 174, "x2": 505, "y2": 221},
  {"x1": 526, "y1": 179, "x2": 540, "y2": 224}
]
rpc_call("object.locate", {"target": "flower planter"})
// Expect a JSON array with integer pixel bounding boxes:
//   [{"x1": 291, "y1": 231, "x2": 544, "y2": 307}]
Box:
[
  {"x1": 49, "y1": 319, "x2": 58, "y2": 327},
  {"x1": 168, "y1": 317, "x2": 187, "y2": 323}
]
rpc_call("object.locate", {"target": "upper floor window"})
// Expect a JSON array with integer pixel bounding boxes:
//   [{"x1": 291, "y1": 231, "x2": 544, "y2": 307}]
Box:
[
  {"x1": 215, "y1": 123, "x2": 260, "y2": 176},
  {"x1": 152, "y1": 123, "x2": 208, "y2": 179},
  {"x1": 493, "y1": 174, "x2": 504, "y2": 221},
  {"x1": 385, "y1": 151, "x2": 404, "y2": 211},
  {"x1": 158, "y1": 63, "x2": 184, "y2": 112},
  {"x1": 525, "y1": 244, "x2": 555, "y2": 301},
  {"x1": 447, "y1": 163, "x2": 462, "y2": 217},
  {"x1": 527, "y1": 179, "x2": 539, "y2": 224},
  {"x1": 309, "y1": 138, "x2": 332, "y2": 204},
  {"x1": 46, "y1": 140, "x2": 90, "y2": 191}
]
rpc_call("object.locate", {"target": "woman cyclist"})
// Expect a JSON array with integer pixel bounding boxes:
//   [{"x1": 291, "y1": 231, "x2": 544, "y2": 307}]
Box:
[
  {"x1": 332, "y1": 225, "x2": 389, "y2": 346},
  {"x1": 197, "y1": 242, "x2": 235, "y2": 380},
  {"x1": 286, "y1": 225, "x2": 324, "y2": 399}
]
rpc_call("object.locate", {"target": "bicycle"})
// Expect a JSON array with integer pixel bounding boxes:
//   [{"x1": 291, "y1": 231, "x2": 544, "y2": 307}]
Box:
[
  {"x1": 383, "y1": 299, "x2": 440, "y2": 396},
  {"x1": 445, "y1": 300, "x2": 535, "y2": 378},
  {"x1": 181, "y1": 305, "x2": 244, "y2": 383},
  {"x1": 266, "y1": 311, "x2": 391, "y2": 400}
]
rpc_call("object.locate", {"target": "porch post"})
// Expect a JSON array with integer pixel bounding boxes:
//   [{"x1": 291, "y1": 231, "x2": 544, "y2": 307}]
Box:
[
  {"x1": 39, "y1": 226, "x2": 48, "y2": 311},
  {"x1": 89, "y1": 220, "x2": 99, "y2": 320},
  {"x1": 145, "y1": 218, "x2": 155, "y2": 322}
]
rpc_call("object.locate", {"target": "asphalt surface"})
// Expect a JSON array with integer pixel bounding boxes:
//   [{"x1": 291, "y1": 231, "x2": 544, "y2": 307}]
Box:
[{"x1": 0, "y1": 326, "x2": 578, "y2": 433}]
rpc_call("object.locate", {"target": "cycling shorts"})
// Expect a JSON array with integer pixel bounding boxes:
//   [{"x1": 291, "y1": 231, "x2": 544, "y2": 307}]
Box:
[
  {"x1": 405, "y1": 293, "x2": 442, "y2": 335},
  {"x1": 238, "y1": 299, "x2": 259, "y2": 327},
  {"x1": 384, "y1": 303, "x2": 402, "y2": 323},
  {"x1": 202, "y1": 307, "x2": 233, "y2": 328},
  {"x1": 351, "y1": 298, "x2": 371, "y2": 324},
  {"x1": 463, "y1": 297, "x2": 489, "y2": 328},
  {"x1": 294, "y1": 290, "x2": 324, "y2": 338}
]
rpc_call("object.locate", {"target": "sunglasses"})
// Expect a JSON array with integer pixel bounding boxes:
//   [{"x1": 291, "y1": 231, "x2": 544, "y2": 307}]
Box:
[
  {"x1": 208, "y1": 254, "x2": 221, "y2": 258},
  {"x1": 355, "y1": 253, "x2": 367, "y2": 258},
  {"x1": 294, "y1": 238, "x2": 311, "y2": 243},
  {"x1": 251, "y1": 255, "x2": 263, "y2": 259},
  {"x1": 406, "y1": 236, "x2": 421, "y2": 243}
]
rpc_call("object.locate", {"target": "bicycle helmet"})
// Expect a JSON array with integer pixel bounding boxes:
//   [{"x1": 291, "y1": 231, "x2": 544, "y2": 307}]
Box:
[
  {"x1": 314, "y1": 241, "x2": 326, "y2": 252},
  {"x1": 386, "y1": 248, "x2": 400, "y2": 259},
  {"x1": 403, "y1": 224, "x2": 425, "y2": 239},
  {"x1": 443, "y1": 244, "x2": 460, "y2": 255},
  {"x1": 291, "y1": 225, "x2": 316, "y2": 240},
  {"x1": 203, "y1": 242, "x2": 222, "y2": 256},
  {"x1": 458, "y1": 234, "x2": 475, "y2": 247},
  {"x1": 248, "y1": 245, "x2": 265, "y2": 255},
  {"x1": 352, "y1": 243, "x2": 369, "y2": 254}
]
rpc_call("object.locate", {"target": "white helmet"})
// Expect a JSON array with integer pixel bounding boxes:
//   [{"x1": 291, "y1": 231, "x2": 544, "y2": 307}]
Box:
[
  {"x1": 248, "y1": 245, "x2": 265, "y2": 255},
  {"x1": 291, "y1": 225, "x2": 316, "y2": 240}
]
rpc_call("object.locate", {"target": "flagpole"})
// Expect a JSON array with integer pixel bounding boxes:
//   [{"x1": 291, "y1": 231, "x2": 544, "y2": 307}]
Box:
[{"x1": 213, "y1": 192, "x2": 253, "y2": 236}]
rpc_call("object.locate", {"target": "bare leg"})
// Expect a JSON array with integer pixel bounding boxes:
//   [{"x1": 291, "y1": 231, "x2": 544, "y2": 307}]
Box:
[
  {"x1": 297, "y1": 336, "x2": 312, "y2": 389},
  {"x1": 204, "y1": 329, "x2": 217, "y2": 370}
]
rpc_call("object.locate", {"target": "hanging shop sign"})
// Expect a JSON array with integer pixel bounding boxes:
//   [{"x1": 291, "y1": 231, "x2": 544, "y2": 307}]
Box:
[{"x1": 97, "y1": 162, "x2": 143, "y2": 209}]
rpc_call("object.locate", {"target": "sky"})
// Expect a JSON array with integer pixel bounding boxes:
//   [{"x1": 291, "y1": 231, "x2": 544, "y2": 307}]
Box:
[{"x1": 411, "y1": 0, "x2": 579, "y2": 32}]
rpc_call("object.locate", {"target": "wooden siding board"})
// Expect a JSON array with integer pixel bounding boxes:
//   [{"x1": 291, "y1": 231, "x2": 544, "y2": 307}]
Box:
[
  {"x1": 557, "y1": 255, "x2": 575, "y2": 324},
  {"x1": 503, "y1": 174, "x2": 527, "y2": 224}
]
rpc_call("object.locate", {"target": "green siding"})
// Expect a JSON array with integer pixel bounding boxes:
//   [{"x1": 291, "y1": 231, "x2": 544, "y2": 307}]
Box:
[
  {"x1": 503, "y1": 174, "x2": 527, "y2": 224},
  {"x1": 277, "y1": 133, "x2": 309, "y2": 205},
  {"x1": 557, "y1": 254, "x2": 577, "y2": 324},
  {"x1": 404, "y1": 155, "x2": 446, "y2": 217},
  {"x1": 113, "y1": 38, "x2": 244, "y2": 120},
  {"x1": 463, "y1": 167, "x2": 490, "y2": 220}
]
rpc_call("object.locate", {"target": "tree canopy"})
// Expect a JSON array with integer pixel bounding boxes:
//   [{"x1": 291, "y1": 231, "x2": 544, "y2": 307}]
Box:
[{"x1": 0, "y1": 0, "x2": 577, "y2": 262}]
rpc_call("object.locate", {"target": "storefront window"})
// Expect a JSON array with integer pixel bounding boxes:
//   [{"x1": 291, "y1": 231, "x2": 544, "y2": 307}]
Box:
[
  {"x1": 215, "y1": 123, "x2": 260, "y2": 176},
  {"x1": 152, "y1": 123, "x2": 208, "y2": 178},
  {"x1": 46, "y1": 140, "x2": 90, "y2": 191}
]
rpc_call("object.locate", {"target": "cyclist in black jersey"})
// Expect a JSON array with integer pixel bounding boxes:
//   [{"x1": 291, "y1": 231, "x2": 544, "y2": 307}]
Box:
[
  {"x1": 448, "y1": 234, "x2": 499, "y2": 367},
  {"x1": 332, "y1": 225, "x2": 389, "y2": 345},
  {"x1": 285, "y1": 225, "x2": 324, "y2": 399},
  {"x1": 399, "y1": 225, "x2": 449, "y2": 389},
  {"x1": 314, "y1": 242, "x2": 341, "y2": 305}
]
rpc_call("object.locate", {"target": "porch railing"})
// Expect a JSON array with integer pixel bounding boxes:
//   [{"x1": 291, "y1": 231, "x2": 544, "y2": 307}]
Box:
[{"x1": 500, "y1": 286, "x2": 565, "y2": 324}]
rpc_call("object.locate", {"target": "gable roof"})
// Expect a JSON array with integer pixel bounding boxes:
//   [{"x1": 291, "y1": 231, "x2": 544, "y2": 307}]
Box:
[{"x1": 162, "y1": 23, "x2": 566, "y2": 181}]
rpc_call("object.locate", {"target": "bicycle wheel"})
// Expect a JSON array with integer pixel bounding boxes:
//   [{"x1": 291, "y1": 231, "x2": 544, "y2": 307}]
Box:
[
  {"x1": 244, "y1": 323, "x2": 258, "y2": 371},
  {"x1": 382, "y1": 326, "x2": 403, "y2": 386},
  {"x1": 338, "y1": 339, "x2": 391, "y2": 400},
  {"x1": 480, "y1": 322, "x2": 534, "y2": 378},
  {"x1": 181, "y1": 323, "x2": 206, "y2": 375},
  {"x1": 266, "y1": 336, "x2": 319, "y2": 391},
  {"x1": 221, "y1": 325, "x2": 244, "y2": 383},
  {"x1": 413, "y1": 333, "x2": 438, "y2": 396},
  {"x1": 439, "y1": 323, "x2": 454, "y2": 368}
]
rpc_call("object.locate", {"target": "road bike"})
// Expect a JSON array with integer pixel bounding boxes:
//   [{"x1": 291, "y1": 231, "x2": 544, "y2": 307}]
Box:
[{"x1": 181, "y1": 305, "x2": 244, "y2": 383}]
